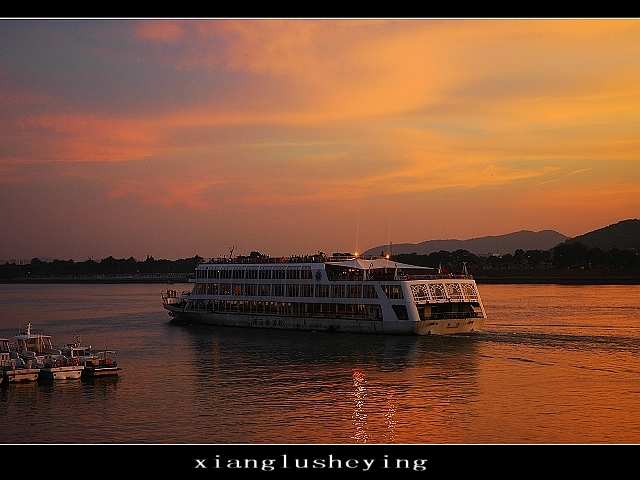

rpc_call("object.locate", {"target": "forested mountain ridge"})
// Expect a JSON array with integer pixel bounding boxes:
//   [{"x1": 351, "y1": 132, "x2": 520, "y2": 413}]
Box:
[
  {"x1": 561, "y1": 219, "x2": 640, "y2": 252},
  {"x1": 364, "y1": 219, "x2": 640, "y2": 257},
  {"x1": 363, "y1": 230, "x2": 568, "y2": 256}
]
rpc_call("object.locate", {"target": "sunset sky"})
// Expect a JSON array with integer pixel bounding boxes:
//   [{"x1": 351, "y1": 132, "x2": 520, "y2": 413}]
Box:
[{"x1": 1, "y1": 18, "x2": 639, "y2": 262}]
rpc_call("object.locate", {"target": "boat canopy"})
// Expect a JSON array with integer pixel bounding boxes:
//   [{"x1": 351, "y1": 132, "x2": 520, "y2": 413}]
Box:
[{"x1": 325, "y1": 258, "x2": 436, "y2": 272}]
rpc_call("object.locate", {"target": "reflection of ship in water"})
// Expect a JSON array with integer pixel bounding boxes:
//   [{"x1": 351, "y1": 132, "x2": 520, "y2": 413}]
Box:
[
  {"x1": 172, "y1": 322, "x2": 482, "y2": 443},
  {"x1": 173, "y1": 320, "x2": 429, "y2": 370}
]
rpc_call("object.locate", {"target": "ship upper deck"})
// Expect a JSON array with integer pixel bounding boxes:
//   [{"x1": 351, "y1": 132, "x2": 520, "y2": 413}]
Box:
[{"x1": 193, "y1": 255, "x2": 474, "y2": 282}]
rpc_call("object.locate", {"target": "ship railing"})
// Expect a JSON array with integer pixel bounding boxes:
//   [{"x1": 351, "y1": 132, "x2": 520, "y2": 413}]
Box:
[
  {"x1": 405, "y1": 274, "x2": 474, "y2": 280},
  {"x1": 326, "y1": 274, "x2": 367, "y2": 282},
  {"x1": 199, "y1": 254, "x2": 385, "y2": 265},
  {"x1": 326, "y1": 273, "x2": 474, "y2": 282},
  {"x1": 423, "y1": 312, "x2": 480, "y2": 320}
]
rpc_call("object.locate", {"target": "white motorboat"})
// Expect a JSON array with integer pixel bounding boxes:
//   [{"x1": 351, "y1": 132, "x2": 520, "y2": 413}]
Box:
[
  {"x1": 13, "y1": 323, "x2": 59, "y2": 366},
  {"x1": 13, "y1": 324, "x2": 82, "y2": 381},
  {"x1": 1, "y1": 337, "x2": 40, "y2": 384},
  {"x1": 61, "y1": 339, "x2": 121, "y2": 378},
  {"x1": 38, "y1": 355, "x2": 84, "y2": 380}
]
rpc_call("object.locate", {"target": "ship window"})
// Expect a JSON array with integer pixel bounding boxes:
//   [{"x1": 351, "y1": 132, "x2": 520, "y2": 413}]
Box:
[
  {"x1": 301, "y1": 267, "x2": 313, "y2": 279},
  {"x1": 233, "y1": 284, "x2": 243, "y2": 295},
  {"x1": 233, "y1": 268, "x2": 245, "y2": 279},
  {"x1": 346, "y1": 284, "x2": 362, "y2": 298},
  {"x1": 259, "y1": 284, "x2": 271, "y2": 296},
  {"x1": 246, "y1": 269, "x2": 258, "y2": 279},
  {"x1": 316, "y1": 285, "x2": 329, "y2": 297},
  {"x1": 392, "y1": 305, "x2": 409, "y2": 320},
  {"x1": 286, "y1": 268, "x2": 300, "y2": 279},
  {"x1": 259, "y1": 269, "x2": 272, "y2": 279},
  {"x1": 273, "y1": 284, "x2": 285, "y2": 296},
  {"x1": 286, "y1": 284, "x2": 299, "y2": 297},
  {"x1": 300, "y1": 284, "x2": 314, "y2": 297},
  {"x1": 245, "y1": 284, "x2": 257, "y2": 296},
  {"x1": 220, "y1": 269, "x2": 231, "y2": 279},
  {"x1": 221, "y1": 283, "x2": 231, "y2": 295},
  {"x1": 273, "y1": 269, "x2": 286, "y2": 279},
  {"x1": 331, "y1": 285, "x2": 345, "y2": 298},
  {"x1": 382, "y1": 284, "x2": 404, "y2": 299},
  {"x1": 363, "y1": 285, "x2": 378, "y2": 298}
]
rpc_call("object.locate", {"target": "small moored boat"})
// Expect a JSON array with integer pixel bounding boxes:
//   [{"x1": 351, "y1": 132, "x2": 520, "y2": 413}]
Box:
[
  {"x1": 13, "y1": 324, "x2": 83, "y2": 381},
  {"x1": 38, "y1": 355, "x2": 84, "y2": 380},
  {"x1": 13, "y1": 323, "x2": 59, "y2": 366},
  {"x1": 82, "y1": 350, "x2": 120, "y2": 377},
  {"x1": 1, "y1": 337, "x2": 40, "y2": 384},
  {"x1": 61, "y1": 338, "x2": 121, "y2": 378}
]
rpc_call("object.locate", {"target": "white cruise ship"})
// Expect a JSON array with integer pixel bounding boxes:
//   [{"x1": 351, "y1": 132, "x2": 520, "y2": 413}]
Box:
[{"x1": 161, "y1": 253, "x2": 487, "y2": 335}]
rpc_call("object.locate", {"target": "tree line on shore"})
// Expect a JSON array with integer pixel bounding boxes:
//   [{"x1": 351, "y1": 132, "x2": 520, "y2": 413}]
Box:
[
  {"x1": 0, "y1": 242, "x2": 638, "y2": 280},
  {"x1": 394, "y1": 242, "x2": 638, "y2": 273},
  {"x1": 0, "y1": 255, "x2": 204, "y2": 279}
]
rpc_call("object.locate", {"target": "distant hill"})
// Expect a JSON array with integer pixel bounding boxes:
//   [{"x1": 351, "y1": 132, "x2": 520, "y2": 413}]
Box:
[
  {"x1": 363, "y1": 230, "x2": 569, "y2": 256},
  {"x1": 562, "y1": 219, "x2": 640, "y2": 252}
]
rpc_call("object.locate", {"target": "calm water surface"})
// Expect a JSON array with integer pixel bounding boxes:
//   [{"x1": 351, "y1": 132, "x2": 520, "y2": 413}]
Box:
[{"x1": 0, "y1": 283, "x2": 638, "y2": 444}]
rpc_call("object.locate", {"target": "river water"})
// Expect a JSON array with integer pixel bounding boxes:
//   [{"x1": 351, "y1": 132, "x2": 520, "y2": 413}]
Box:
[{"x1": 0, "y1": 283, "x2": 638, "y2": 470}]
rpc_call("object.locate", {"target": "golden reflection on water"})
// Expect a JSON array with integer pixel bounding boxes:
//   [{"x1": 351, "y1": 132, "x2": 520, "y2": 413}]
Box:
[
  {"x1": 351, "y1": 369, "x2": 368, "y2": 443},
  {"x1": 382, "y1": 388, "x2": 397, "y2": 443},
  {"x1": 350, "y1": 370, "x2": 404, "y2": 444}
]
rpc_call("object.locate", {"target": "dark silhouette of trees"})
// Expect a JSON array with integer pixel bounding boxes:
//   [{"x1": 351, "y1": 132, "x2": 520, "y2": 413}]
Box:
[
  {"x1": 0, "y1": 256, "x2": 204, "y2": 280},
  {"x1": 552, "y1": 242, "x2": 639, "y2": 269},
  {"x1": 393, "y1": 244, "x2": 637, "y2": 273},
  {"x1": 0, "y1": 244, "x2": 637, "y2": 280}
]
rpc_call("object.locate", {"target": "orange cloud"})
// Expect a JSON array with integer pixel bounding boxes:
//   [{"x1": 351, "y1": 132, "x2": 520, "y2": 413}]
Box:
[
  {"x1": 135, "y1": 20, "x2": 186, "y2": 43},
  {"x1": 108, "y1": 178, "x2": 226, "y2": 211},
  {"x1": 6, "y1": 113, "x2": 156, "y2": 163}
]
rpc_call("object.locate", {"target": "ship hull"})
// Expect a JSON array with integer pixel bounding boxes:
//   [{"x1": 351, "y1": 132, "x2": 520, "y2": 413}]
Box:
[
  {"x1": 2, "y1": 368, "x2": 40, "y2": 383},
  {"x1": 39, "y1": 365, "x2": 84, "y2": 380},
  {"x1": 83, "y1": 366, "x2": 120, "y2": 377},
  {"x1": 164, "y1": 304, "x2": 485, "y2": 335}
]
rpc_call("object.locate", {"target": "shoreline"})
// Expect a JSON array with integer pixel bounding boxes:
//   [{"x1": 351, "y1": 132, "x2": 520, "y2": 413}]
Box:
[
  {"x1": 472, "y1": 267, "x2": 640, "y2": 284},
  {"x1": 474, "y1": 277, "x2": 640, "y2": 285},
  {"x1": 0, "y1": 277, "x2": 192, "y2": 284}
]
